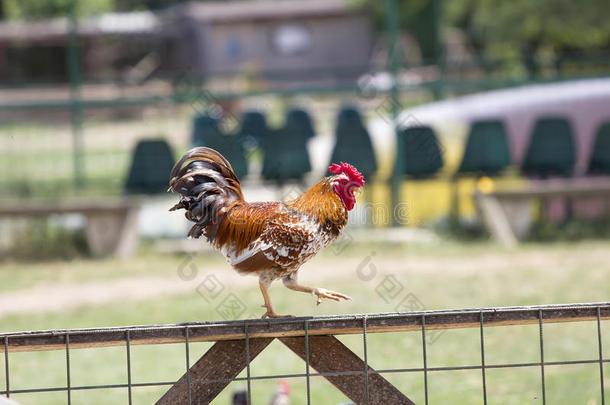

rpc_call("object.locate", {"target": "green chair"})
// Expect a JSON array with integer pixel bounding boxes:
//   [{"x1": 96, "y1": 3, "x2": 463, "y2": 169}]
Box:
[
  {"x1": 262, "y1": 128, "x2": 311, "y2": 183},
  {"x1": 395, "y1": 126, "x2": 444, "y2": 178},
  {"x1": 587, "y1": 122, "x2": 610, "y2": 175},
  {"x1": 522, "y1": 117, "x2": 575, "y2": 177},
  {"x1": 191, "y1": 113, "x2": 248, "y2": 179},
  {"x1": 125, "y1": 139, "x2": 176, "y2": 194},
  {"x1": 328, "y1": 106, "x2": 377, "y2": 178},
  {"x1": 458, "y1": 120, "x2": 511, "y2": 176},
  {"x1": 285, "y1": 108, "x2": 315, "y2": 139},
  {"x1": 204, "y1": 132, "x2": 249, "y2": 180},
  {"x1": 239, "y1": 111, "x2": 268, "y2": 145},
  {"x1": 192, "y1": 114, "x2": 221, "y2": 147}
]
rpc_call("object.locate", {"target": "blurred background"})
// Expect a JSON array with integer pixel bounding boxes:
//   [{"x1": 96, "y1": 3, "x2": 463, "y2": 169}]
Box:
[{"x1": 1, "y1": 0, "x2": 610, "y2": 404}]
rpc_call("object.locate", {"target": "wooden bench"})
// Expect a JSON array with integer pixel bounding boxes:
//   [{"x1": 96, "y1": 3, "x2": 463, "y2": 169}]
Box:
[
  {"x1": 474, "y1": 177, "x2": 610, "y2": 246},
  {"x1": 0, "y1": 199, "x2": 141, "y2": 258}
]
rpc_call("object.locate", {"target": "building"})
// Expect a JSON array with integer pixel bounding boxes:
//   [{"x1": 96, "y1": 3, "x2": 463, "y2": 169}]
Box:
[
  {"x1": 0, "y1": 0, "x2": 373, "y2": 88},
  {"x1": 163, "y1": 0, "x2": 372, "y2": 85},
  {"x1": 0, "y1": 11, "x2": 161, "y2": 83}
]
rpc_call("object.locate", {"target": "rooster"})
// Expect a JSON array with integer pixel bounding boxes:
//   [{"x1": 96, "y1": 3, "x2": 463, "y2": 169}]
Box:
[
  {"x1": 169, "y1": 147, "x2": 364, "y2": 318},
  {"x1": 270, "y1": 381, "x2": 291, "y2": 405}
]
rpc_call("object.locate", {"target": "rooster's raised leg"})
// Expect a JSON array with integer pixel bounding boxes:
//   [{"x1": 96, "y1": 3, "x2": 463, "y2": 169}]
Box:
[
  {"x1": 283, "y1": 274, "x2": 351, "y2": 305},
  {"x1": 259, "y1": 278, "x2": 291, "y2": 318}
]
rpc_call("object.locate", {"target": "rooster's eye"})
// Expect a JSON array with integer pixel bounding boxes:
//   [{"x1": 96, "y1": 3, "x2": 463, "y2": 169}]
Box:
[{"x1": 342, "y1": 180, "x2": 347, "y2": 185}]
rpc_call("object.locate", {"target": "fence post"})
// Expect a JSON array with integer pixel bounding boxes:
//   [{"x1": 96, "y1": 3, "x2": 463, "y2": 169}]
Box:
[
  {"x1": 68, "y1": 0, "x2": 84, "y2": 188},
  {"x1": 432, "y1": 0, "x2": 446, "y2": 100},
  {"x1": 386, "y1": 0, "x2": 403, "y2": 227}
]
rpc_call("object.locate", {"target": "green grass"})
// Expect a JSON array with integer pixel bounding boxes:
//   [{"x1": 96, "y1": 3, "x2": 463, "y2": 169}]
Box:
[
  {"x1": 0, "y1": 109, "x2": 193, "y2": 201},
  {"x1": 2, "y1": 240, "x2": 610, "y2": 404}
]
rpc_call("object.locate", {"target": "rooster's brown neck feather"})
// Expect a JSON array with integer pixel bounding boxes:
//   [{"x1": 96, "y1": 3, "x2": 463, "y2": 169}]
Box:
[{"x1": 287, "y1": 178, "x2": 347, "y2": 226}]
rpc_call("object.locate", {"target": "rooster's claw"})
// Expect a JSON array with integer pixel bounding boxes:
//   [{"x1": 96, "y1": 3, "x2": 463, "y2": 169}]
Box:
[
  {"x1": 261, "y1": 311, "x2": 294, "y2": 319},
  {"x1": 313, "y1": 288, "x2": 351, "y2": 305}
]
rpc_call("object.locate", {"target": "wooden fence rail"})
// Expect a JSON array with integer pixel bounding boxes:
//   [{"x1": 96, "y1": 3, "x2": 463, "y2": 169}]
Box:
[
  {"x1": 3, "y1": 302, "x2": 609, "y2": 353},
  {"x1": 2, "y1": 302, "x2": 609, "y2": 405}
]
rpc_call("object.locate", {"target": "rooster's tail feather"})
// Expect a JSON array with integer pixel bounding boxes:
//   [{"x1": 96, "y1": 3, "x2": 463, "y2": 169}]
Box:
[{"x1": 169, "y1": 147, "x2": 244, "y2": 240}]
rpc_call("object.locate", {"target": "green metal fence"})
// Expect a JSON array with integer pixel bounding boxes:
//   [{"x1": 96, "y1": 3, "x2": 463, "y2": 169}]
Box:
[{"x1": 1, "y1": 0, "x2": 609, "y2": 206}]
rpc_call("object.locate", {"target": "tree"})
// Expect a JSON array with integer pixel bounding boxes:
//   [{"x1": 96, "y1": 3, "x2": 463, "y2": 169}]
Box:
[
  {"x1": 1, "y1": 0, "x2": 246, "y2": 20},
  {"x1": 114, "y1": 0, "x2": 185, "y2": 12},
  {"x1": 446, "y1": 0, "x2": 610, "y2": 76},
  {"x1": 3, "y1": 0, "x2": 115, "y2": 19},
  {"x1": 354, "y1": 0, "x2": 610, "y2": 76},
  {"x1": 352, "y1": 0, "x2": 442, "y2": 65}
]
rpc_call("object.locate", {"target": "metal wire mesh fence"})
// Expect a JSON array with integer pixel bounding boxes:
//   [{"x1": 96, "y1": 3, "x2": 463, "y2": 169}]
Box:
[
  {"x1": 1, "y1": 302, "x2": 609, "y2": 404},
  {"x1": 0, "y1": 103, "x2": 193, "y2": 201}
]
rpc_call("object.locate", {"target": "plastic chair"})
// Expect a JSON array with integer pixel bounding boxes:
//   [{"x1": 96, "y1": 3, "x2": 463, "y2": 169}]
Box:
[
  {"x1": 191, "y1": 113, "x2": 248, "y2": 179},
  {"x1": 125, "y1": 139, "x2": 176, "y2": 194},
  {"x1": 587, "y1": 122, "x2": 610, "y2": 175},
  {"x1": 262, "y1": 128, "x2": 311, "y2": 183},
  {"x1": 205, "y1": 132, "x2": 249, "y2": 179},
  {"x1": 395, "y1": 126, "x2": 444, "y2": 179},
  {"x1": 239, "y1": 111, "x2": 268, "y2": 145},
  {"x1": 457, "y1": 120, "x2": 511, "y2": 176},
  {"x1": 522, "y1": 117, "x2": 575, "y2": 177},
  {"x1": 192, "y1": 114, "x2": 221, "y2": 147},
  {"x1": 328, "y1": 106, "x2": 377, "y2": 178},
  {"x1": 285, "y1": 108, "x2": 315, "y2": 140}
]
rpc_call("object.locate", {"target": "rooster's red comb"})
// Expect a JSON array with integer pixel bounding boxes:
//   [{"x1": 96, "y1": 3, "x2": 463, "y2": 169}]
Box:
[{"x1": 329, "y1": 162, "x2": 365, "y2": 186}]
